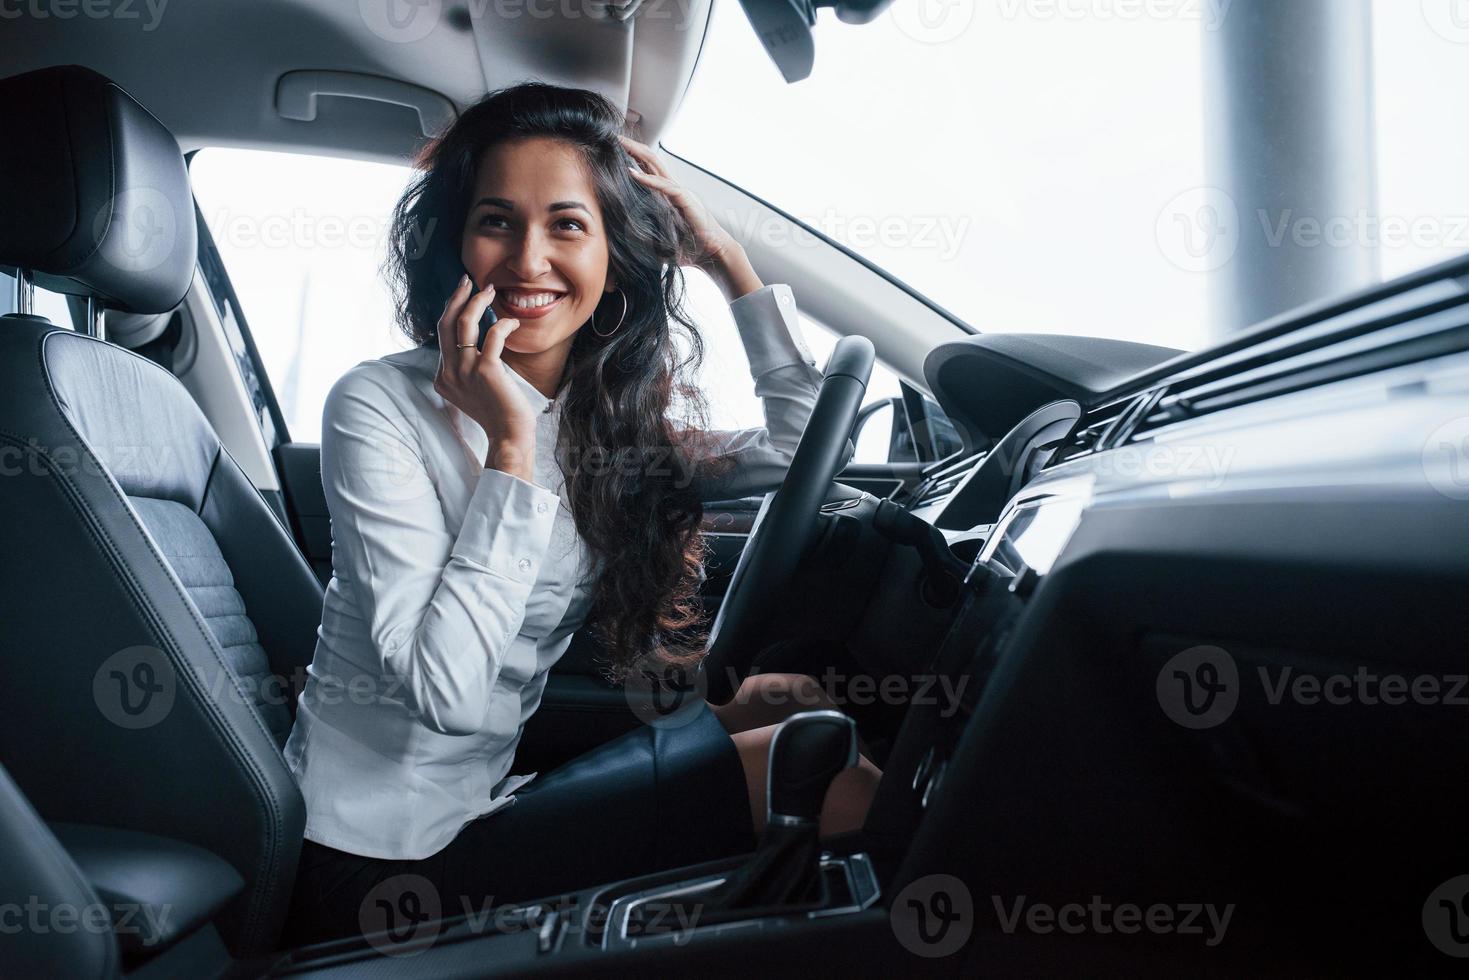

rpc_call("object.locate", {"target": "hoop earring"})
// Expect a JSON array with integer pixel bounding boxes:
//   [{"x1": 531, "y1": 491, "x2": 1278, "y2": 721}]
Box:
[{"x1": 592, "y1": 288, "x2": 628, "y2": 338}]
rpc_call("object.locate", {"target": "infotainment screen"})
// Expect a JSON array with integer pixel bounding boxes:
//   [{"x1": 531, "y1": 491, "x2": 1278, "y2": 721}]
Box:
[{"x1": 980, "y1": 492, "x2": 1087, "y2": 577}]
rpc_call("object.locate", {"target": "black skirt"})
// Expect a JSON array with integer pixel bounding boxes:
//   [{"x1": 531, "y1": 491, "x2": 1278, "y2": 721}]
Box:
[{"x1": 282, "y1": 700, "x2": 756, "y2": 949}]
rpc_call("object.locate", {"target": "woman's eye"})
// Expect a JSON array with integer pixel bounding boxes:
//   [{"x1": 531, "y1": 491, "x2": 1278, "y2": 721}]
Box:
[
  {"x1": 556, "y1": 218, "x2": 586, "y2": 232},
  {"x1": 479, "y1": 214, "x2": 510, "y2": 230}
]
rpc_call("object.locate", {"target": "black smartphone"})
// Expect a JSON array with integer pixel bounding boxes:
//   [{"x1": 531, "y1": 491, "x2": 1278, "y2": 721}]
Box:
[{"x1": 437, "y1": 255, "x2": 498, "y2": 351}]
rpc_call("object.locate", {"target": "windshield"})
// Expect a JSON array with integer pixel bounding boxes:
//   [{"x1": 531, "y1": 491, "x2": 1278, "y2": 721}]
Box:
[{"x1": 665, "y1": 0, "x2": 1469, "y2": 352}]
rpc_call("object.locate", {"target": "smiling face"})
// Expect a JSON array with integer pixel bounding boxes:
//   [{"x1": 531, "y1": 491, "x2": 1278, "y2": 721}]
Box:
[{"x1": 460, "y1": 136, "x2": 616, "y2": 364}]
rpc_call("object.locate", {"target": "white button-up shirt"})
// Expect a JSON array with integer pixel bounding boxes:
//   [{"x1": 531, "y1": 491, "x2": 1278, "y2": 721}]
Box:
[{"x1": 283, "y1": 284, "x2": 849, "y2": 860}]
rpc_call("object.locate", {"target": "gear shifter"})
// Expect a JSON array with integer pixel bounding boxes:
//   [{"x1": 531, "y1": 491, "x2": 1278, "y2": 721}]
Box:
[
  {"x1": 691, "y1": 711, "x2": 858, "y2": 920},
  {"x1": 767, "y1": 710, "x2": 860, "y2": 826}
]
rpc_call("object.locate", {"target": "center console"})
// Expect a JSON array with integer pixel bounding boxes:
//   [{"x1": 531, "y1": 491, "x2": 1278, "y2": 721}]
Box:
[
  {"x1": 593, "y1": 850, "x2": 880, "y2": 951},
  {"x1": 261, "y1": 487, "x2": 1091, "y2": 977},
  {"x1": 263, "y1": 714, "x2": 893, "y2": 977}
]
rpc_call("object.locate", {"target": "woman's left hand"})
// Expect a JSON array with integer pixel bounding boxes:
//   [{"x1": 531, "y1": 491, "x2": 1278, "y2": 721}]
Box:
[{"x1": 621, "y1": 135, "x2": 746, "y2": 281}]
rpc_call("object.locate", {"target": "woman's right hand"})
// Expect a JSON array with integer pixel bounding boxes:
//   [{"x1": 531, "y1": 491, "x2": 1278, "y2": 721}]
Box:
[{"x1": 433, "y1": 275, "x2": 538, "y2": 481}]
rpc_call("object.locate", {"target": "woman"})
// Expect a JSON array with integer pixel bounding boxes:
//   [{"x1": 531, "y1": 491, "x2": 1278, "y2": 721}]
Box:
[{"x1": 282, "y1": 82, "x2": 881, "y2": 946}]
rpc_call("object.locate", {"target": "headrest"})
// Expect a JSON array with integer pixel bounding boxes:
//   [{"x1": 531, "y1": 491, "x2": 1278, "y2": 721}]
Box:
[{"x1": 0, "y1": 65, "x2": 196, "y2": 315}]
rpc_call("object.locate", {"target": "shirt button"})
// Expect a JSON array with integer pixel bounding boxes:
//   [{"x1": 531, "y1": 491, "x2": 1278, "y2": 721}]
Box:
[
  {"x1": 536, "y1": 501, "x2": 548, "y2": 514},
  {"x1": 518, "y1": 558, "x2": 533, "y2": 573}
]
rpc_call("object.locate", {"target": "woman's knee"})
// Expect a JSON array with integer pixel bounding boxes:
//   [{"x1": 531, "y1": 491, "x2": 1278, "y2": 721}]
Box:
[
  {"x1": 729, "y1": 672, "x2": 834, "y2": 723},
  {"x1": 818, "y1": 756, "x2": 882, "y2": 838},
  {"x1": 730, "y1": 723, "x2": 882, "y2": 836}
]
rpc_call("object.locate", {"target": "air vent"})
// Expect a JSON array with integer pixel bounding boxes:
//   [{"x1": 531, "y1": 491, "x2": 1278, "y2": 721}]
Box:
[
  {"x1": 916, "y1": 471, "x2": 971, "y2": 506},
  {"x1": 1046, "y1": 390, "x2": 1158, "y2": 467},
  {"x1": 903, "y1": 449, "x2": 986, "y2": 507},
  {"x1": 1127, "y1": 286, "x2": 1469, "y2": 441}
]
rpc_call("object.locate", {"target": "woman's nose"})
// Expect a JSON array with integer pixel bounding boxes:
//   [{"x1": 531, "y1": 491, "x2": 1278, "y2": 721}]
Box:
[{"x1": 506, "y1": 230, "x2": 553, "y2": 280}]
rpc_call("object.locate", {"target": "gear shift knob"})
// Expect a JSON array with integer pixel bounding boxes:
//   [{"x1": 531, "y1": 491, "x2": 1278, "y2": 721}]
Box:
[
  {"x1": 766, "y1": 710, "x2": 858, "y2": 826},
  {"x1": 684, "y1": 710, "x2": 859, "y2": 920}
]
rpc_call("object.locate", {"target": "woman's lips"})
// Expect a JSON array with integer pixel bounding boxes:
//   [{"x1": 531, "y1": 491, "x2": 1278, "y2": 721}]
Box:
[{"x1": 495, "y1": 292, "x2": 565, "y2": 320}]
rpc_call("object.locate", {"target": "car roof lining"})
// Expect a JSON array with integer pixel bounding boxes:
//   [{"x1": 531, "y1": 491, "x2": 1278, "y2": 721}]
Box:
[{"x1": 0, "y1": 0, "x2": 713, "y2": 164}]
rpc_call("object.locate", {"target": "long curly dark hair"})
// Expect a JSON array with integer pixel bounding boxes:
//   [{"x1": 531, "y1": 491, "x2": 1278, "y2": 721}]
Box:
[{"x1": 385, "y1": 82, "x2": 733, "y2": 682}]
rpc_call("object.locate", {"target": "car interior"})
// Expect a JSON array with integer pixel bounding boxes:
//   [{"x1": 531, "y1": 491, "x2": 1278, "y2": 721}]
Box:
[{"x1": 2, "y1": 1, "x2": 1468, "y2": 977}]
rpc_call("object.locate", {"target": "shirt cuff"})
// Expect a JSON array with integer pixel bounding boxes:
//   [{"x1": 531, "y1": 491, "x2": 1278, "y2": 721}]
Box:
[
  {"x1": 452, "y1": 467, "x2": 560, "y2": 583},
  {"x1": 729, "y1": 283, "x2": 819, "y2": 379}
]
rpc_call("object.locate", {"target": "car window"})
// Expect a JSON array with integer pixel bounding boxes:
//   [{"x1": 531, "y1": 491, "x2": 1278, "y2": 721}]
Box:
[
  {"x1": 679, "y1": 264, "x2": 900, "y2": 453},
  {"x1": 191, "y1": 148, "x2": 416, "y2": 443},
  {"x1": 665, "y1": 0, "x2": 1211, "y2": 350},
  {"x1": 192, "y1": 147, "x2": 901, "y2": 454},
  {"x1": 665, "y1": 0, "x2": 1469, "y2": 352}
]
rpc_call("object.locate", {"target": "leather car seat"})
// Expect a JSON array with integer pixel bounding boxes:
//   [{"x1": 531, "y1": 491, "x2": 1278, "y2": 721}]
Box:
[{"x1": 0, "y1": 64, "x2": 321, "y2": 956}]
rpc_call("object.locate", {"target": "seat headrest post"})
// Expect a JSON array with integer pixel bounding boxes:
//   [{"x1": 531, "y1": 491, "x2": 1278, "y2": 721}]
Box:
[
  {"x1": 12, "y1": 267, "x2": 33, "y2": 317},
  {"x1": 84, "y1": 295, "x2": 105, "y2": 340}
]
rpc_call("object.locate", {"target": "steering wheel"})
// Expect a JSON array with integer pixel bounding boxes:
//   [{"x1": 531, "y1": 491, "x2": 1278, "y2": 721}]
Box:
[{"x1": 702, "y1": 335, "x2": 875, "y2": 704}]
